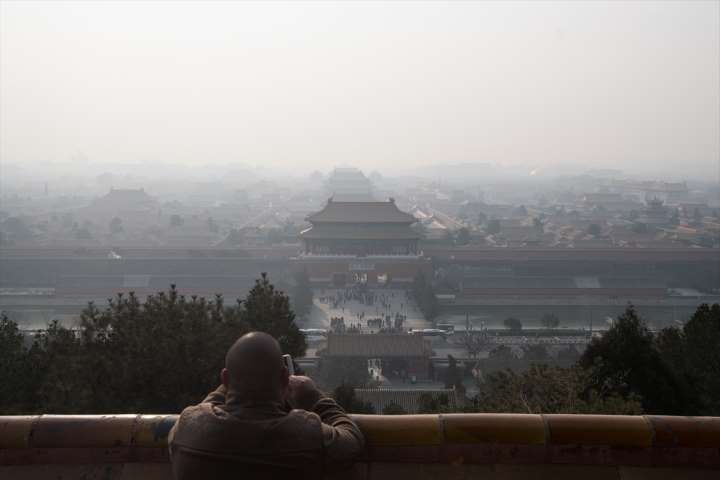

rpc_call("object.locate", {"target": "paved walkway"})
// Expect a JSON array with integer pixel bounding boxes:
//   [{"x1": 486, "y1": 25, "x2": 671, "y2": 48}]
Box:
[{"x1": 307, "y1": 287, "x2": 432, "y2": 333}]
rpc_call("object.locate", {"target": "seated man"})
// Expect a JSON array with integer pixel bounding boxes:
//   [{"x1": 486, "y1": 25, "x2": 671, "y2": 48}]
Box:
[{"x1": 169, "y1": 332, "x2": 365, "y2": 479}]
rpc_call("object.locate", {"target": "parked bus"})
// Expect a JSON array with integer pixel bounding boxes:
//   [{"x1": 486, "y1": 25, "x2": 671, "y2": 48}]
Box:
[
  {"x1": 436, "y1": 323, "x2": 455, "y2": 334},
  {"x1": 410, "y1": 328, "x2": 449, "y2": 338},
  {"x1": 299, "y1": 328, "x2": 328, "y2": 337}
]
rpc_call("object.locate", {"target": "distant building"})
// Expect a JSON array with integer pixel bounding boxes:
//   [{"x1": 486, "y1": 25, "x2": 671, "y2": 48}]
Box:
[
  {"x1": 458, "y1": 201, "x2": 515, "y2": 220},
  {"x1": 678, "y1": 202, "x2": 713, "y2": 218},
  {"x1": 296, "y1": 198, "x2": 430, "y2": 285},
  {"x1": 355, "y1": 387, "x2": 460, "y2": 414},
  {"x1": 640, "y1": 198, "x2": 671, "y2": 227},
  {"x1": 90, "y1": 188, "x2": 157, "y2": 213},
  {"x1": 321, "y1": 333, "x2": 432, "y2": 380},
  {"x1": 326, "y1": 167, "x2": 375, "y2": 201},
  {"x1": 620, "y1": 180, "x2": 690, "y2": 203},
  {"x1": 581, "y1": 192, "x2": 641, "y2": 212},
  {"x1": 419, "y1": 219, "x2": 450, "y2": 241},
  {"x1": 496, "y1": 221, "x2": 545, "y2": 247}
]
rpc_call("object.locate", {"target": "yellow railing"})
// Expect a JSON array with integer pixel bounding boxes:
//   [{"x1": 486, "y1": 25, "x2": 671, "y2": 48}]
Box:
[{"x1": 1, "y1": 414, "x2": 719, "y2": 478}]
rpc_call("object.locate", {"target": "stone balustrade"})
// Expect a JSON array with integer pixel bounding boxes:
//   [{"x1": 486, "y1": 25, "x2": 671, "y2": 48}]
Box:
[{"x1": 1, "y1": 413, "x2": 719, "y2": 479}]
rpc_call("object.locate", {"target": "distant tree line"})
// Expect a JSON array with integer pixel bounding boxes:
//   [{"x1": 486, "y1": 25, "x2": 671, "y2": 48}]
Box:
[
  {"x1": 0, "y1": 273, "x2": 306, "y2": 414},
  {"x1": 474, "y1": 304, "x2": 720, "y2": 415},
  {"x1": 291, "y1": 269, "x2": 314, "y2": 319},
  {"x1": 411, "y1": 273, "x2": 439, "y2": 321},
  {"x1": 2, "y1": 274, "x2": 718, "y2": 417}
]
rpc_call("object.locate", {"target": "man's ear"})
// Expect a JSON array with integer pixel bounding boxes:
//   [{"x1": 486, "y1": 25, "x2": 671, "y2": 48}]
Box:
[{"x1": 221, "y1": 368, "x2": 230, "y2": 388}]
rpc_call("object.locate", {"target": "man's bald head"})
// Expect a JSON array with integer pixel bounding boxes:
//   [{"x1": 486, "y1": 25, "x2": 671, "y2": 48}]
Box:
[{"x1": 222, "y1": 332, "x2": 288, "y2": 403}]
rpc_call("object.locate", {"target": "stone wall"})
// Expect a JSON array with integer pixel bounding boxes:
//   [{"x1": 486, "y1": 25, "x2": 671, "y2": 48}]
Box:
[{"x1": 1, "y1": 413, "x2": 718, "y2": 479}]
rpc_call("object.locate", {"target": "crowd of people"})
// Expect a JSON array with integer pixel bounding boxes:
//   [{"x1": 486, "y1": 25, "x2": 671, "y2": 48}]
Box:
[
  {"x1": 318, "y1": 286, "x2": 410, "y2": 312},
  {"x1": 329, "y1": 313, "x2": 407, "y2": 334},
  {"x1": 321, "y1": 285, "x2": 413, "y2": 334}
]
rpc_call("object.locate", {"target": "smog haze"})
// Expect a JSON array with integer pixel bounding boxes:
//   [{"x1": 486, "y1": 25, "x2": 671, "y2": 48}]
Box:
[{"x1": 1, "y1": 0, "x2": 718, "y2": 180}]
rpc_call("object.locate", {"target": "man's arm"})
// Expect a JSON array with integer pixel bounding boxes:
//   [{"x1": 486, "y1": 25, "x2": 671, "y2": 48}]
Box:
[
  {"x1": 286, "y1": 376, "x2": 365, "y2": 466},
  {"x1": 313, "y1": 397, "x2": 366, "y2": 466}
]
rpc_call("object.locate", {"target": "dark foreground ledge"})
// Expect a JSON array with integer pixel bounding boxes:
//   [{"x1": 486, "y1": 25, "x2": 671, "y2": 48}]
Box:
[{"x1": 1, "y1": 414, "x2": 719, "y2": 479}]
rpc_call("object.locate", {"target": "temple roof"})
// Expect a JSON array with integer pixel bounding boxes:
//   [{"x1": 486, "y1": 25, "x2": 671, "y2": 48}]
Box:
[
  {"x1": 90, "y1": 188, "x2": 156, "y2": 210},
  {"x1": 300, "y1": 223, "x2": 420, "y2": 240},
  {"x1": 306, "y1": 199, "x2": 416, "y2": 224},
  {"x1": 323, "y1": 334, "x2": 431, "y2": 357}
]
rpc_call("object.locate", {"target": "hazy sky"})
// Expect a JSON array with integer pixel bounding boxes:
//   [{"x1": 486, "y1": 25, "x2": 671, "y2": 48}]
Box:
[{"x1": 1, "y1": 1, "x2": 718, "y2": 178}]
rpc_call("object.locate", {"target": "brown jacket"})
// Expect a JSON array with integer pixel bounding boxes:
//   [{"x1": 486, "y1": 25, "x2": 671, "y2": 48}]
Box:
[{"x1": 169, "y1": 386, "x2": 365, "y2": 479}]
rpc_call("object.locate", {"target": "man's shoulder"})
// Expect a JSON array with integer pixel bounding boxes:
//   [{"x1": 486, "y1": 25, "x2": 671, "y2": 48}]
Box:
[
  {"x1": 170, "y1": 404, "x2": 326, "y2": 456},
  {"x1": 287, "y1": 408, "x2": 323, "y2": 425},
  {"x1": 176, "y1": 401, "x2": 218, "y2": 422},
  {"x1": 170, "y1": 402, "x2": 217, "y2": 439},
  {"x1": 172, "y1": 403, "x2": 323, "y2": 437}
]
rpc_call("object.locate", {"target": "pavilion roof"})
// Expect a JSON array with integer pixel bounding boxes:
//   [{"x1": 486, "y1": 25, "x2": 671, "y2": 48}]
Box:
[
  {"x1": 307, "y1": 199, "x2": 417, "y2": 224},
  {"x1": 300, "y1": 224, "x2": 420, "y2": 240}
]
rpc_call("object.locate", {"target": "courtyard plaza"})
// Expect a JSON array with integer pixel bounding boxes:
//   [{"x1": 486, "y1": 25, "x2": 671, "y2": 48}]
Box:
[{"x1": 305, "y1": 287, "x2": 433, "y2": 333}]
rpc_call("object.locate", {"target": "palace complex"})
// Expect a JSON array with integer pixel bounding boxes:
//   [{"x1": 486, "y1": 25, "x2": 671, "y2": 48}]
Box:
[{"x1": 296, "y1": 198, "x2": 431, "y2": 286}]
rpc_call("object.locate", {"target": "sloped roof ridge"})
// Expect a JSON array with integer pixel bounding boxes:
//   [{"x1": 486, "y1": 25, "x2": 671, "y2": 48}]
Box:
[{"x1": 307, "y1": 199, "x2": 416, "y2": 224}]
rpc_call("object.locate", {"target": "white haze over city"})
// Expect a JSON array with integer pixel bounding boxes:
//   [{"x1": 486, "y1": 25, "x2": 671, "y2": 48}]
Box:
[{"x1": 1, "y1": 0, "x2": 718, "y2": 181}]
